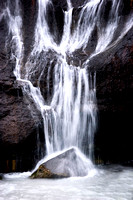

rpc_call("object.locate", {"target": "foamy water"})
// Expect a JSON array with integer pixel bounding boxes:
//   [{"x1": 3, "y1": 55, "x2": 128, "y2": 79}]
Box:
[{"x1": 1, "y1": 166, "x2": 133, "y2": 200}]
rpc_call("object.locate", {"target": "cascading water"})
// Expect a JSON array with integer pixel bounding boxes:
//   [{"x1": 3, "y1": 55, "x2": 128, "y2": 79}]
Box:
[
  {"x1": 23, "y1": 0, "x2": 97, "y2": 162},
  {"x1": 2, "y1": 0, "x2": 133, "y2": 176}
]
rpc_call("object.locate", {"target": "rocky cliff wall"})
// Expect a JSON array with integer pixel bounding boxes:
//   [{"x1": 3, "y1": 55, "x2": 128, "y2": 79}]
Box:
[{"x1": 92, "y1": 27, "x2": 133, "y2": 164}]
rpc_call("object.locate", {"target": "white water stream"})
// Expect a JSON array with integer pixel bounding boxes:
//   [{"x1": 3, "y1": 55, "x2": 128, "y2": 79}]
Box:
[{"x1": 5, "y1": 0, "x2": 99, "y2": 166}]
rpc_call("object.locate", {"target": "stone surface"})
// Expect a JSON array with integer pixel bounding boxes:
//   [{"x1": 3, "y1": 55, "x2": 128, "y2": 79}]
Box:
[
  {"x1": 89, "y1": 26, "x2": 133, "y2": 113},
  {"x1": 0, "y1": 0, "x2": 45, "y2": 173},
  {"x1": 52, "y1": 0, "x2": 87, "y2": 10},
  {"x1": 31, "y1": 148, "x2": 90, "y2": 178},
  {"x1": 0, "y1": 57, "x2": 45, "y2": 172},
  {"x1": 0, "y1": 56, "x2": 41, "y2": 142},
  {"x1": 89, "y1": 27, "x2": 133, "y2": 164},
  {"x1": 31, "y1": 164, "x2": 68, "y2": 179}
]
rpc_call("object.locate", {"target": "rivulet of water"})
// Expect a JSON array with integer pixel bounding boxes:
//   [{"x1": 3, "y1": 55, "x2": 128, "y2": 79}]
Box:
[{"x1": 1, "y1": 0, "x2": 133, "y2": 176}]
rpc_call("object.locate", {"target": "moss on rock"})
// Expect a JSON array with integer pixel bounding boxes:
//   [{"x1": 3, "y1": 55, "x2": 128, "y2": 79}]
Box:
[{"x1": 30, "y1": 165, "x2": 68, "y2": 179}]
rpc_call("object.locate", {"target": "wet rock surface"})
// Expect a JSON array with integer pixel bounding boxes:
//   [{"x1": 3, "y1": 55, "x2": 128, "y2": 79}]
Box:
[
  {"x1": 89, "y1": 26, "x2": 133, "y2": 113},
  {"x1": 0, "y1": 58, "x2": 45, "y2": 172},
  {"x1": 51, "y1": 0, "x2": 87, "y2": 10},
  {"x1": 0, "y1": 0, "x2": 45, "y2": 173},
  {"x1": 91, "y1": 27, "x2": 133, "y2": 164},
  {"x1": 31, "y1": 148, "x2": 89, "y2": 178},
  {"x1": 31, "y1": 164, "x2": 67, "y2": 179}
]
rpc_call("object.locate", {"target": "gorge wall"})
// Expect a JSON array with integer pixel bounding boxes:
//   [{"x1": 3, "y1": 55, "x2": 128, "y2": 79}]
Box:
[{"x1": 0, "y1": 0, "x2": 133, "y2": 172}]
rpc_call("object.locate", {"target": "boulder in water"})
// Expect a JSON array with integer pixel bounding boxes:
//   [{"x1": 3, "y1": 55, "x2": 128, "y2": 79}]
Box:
[{"x1": 31, "y1": 148, "x2": 92, "y2": 178}]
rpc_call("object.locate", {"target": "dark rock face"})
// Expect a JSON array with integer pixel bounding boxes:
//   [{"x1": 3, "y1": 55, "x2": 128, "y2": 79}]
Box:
[
  {"x1": 0, "y1": 0, "x2": 45, "y2": 173},
  {"x1": 0, "y1": 57, "x2": 45, "y2": 172},
  {"x1": 0, "y1": 61, "x2": 37, "y2": 144},
  {"x1": 22, "y1": 0, "x2": 38, "y2": 64},
  {"x1": 51, "y1": 0, "x2": 87, "y2": 10},
  {"x1": 0, "y1": 174, "x2": 3, "y2": 180},
  {"x1": 47, "y1": 0, "x2": 88, "y2": 43},
  {"x1": 91, "y1": 27, "x2": 133, "y2": 165},
  {"x1": 31, "y1": 148, "x2": 90, "y2": 178},
  {"x1": 89, "y1": 27, "x2": 133, "y2": 113}
]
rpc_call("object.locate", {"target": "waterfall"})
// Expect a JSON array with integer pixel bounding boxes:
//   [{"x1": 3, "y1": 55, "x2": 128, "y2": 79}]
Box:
[
  {"x1": 19, "y1": 0, "x2": 97, "y2": 158},
  {"x1": 2, "y1": 0, "x2": 133, "y2": 174},
  {"x1": 23, "y1": 0, "x2": 97, "y2": 158}
]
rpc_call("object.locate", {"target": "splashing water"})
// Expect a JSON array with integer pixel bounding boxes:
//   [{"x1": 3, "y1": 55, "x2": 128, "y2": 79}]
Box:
[{"x1": 1, "y1": 0, "x2": 133, "y2": 175}]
